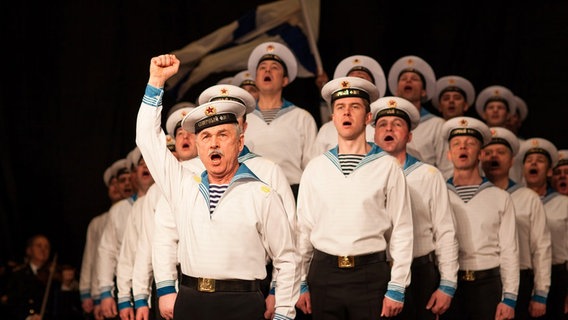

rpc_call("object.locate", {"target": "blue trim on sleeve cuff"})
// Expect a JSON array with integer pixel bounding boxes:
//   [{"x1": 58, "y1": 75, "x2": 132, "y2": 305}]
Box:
[
  {"x1": 143, "y1": 85, "x2": 164, "y2": 107},
  {"x1": 156, "y1": 285, "x2": 176, "y2": 297},
  {"x1": 117, "y1": 301, "x2": 132, "y2": 311},
  {"x1": 94, "y1": 298, "x2": 101, "y2": 305},
  {"x1": 80, "y1": 292, "x2": 91, "y2": 300},
  {"x1": 273, "y1": 313, "x2": 293, "y2": 320},
  {"x1": 100, "y1": 291, "x2": 113, "y2": 299},
  {"x1": 385, "y1": 289, "x2": 404, "y2": 303},
  {"x1": 532, "y1": 295, "x2": 547, "y2": 304},
  {"x1": 438, "y1": 285, "x2": 456, "y2": 297},
  {"x1": 502, "y1": 298, "x2": 516, "y2": 308},
  {"x1": 134, "y1": 299, "x2": 149, "y2": 309},
  {"x1": 300, "y1": 281, "x2": 309, "y2": 294}
]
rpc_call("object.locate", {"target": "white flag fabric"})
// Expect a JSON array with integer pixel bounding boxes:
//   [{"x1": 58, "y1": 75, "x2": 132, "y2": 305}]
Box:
[{"x1": 166, "y1": 0, "x2": 320, "y2": 101}]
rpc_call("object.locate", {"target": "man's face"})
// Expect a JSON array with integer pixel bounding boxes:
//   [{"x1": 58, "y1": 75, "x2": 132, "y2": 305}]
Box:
[
  {"x1": 439, "y1": 91, "x2": 468, "y2": 120},
  {"x1": 448, "y1": 135, "x2": 482, "y2": 170},
  {"x1": 27, "y1": 236, "x2": 50, "y2": 266},
  {"x1": 374, "y1": 116, "x2": 412, "y2": 156},
  {"x1": 552, "y1": 164, "x2": 568, "y2": 195},
  {"x1": 523, "y1": 153, "x2": 551, "y2": 188},
  {"x1": 396, "y1": 71, "x2": 426, "y2": 104},
  {"x1": 107, "y1": 177, "x2": 123, "y2": 203},
  {"x1": 480, "y1": 144, "x2": 513, "y2": 180},
  {"x1": 483, "y1": 101, "x2": 509, "y2": 127},
  {"x1": 255, "y1": 60, "x2": 288, "y2": 93},
  {"x1": 332, "y1": 97, "x2": 371, "y2": 141},
  {"x1": 196, "y1": 123, "x2": 243, "y2": 180},
  {"x1": 116, "y1": 172, "x2": 133, "y2": 198},
  {"x1": 175, "y1": 128, "x2": 198, "y2": 161},
  {"x1": 135, "y1": 158, "x2": 154, "y2": 191}
]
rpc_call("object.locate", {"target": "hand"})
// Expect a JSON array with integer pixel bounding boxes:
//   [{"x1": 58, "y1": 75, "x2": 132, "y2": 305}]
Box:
[
  {"x1": 101, "y1": 296, "x2": 118, "y2": 319},
  {"x1": 158, "y1": 292, "x2": 177, "y2": 320},
  {"x1": 295, "y1": 292, "x2": 312, "y2": 315},
  {"x1": 94, "y1": 304, "x2": 104, "y2": 320},
  {"x1": 135, "y1": 306, "x2": 150, "y2": 320},
  {"x1": 264, "y1": 294, "x2": 275, "y2": 319},
  {"x1": 82, "y1": 297, "x2": 94, "y2": 313},
  {"x1": 528, "y1": 300, "x2": 546, "y2": 318},
  {"x1": 381, "y1": 297, "x2": 404, "y2": 317},
  {"x1": 426, "y1": 289, "x2": 452, "y2": 315},
  {"x1": 148, "y1": 54, "x2": 180, "y2": 88},
  {"x1": 494, "y1": 302, "x2": 514, "y2": 320},
  {"x1": 119, "y1": 307, "x2": 135, "y2": 320}
]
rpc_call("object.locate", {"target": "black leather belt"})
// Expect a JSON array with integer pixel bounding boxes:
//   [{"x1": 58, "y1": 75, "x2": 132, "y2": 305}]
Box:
[
  {"x1": 314, "y1": 249, "x2": 386, "y2": 268},
  {"x1": 180, "y1": 274, "x2": 260, "y2": 293},
  {"x1": 458, "y1": 267, "x2": 500, "y2": 282},
  {"x1": 412, "y1": 251, "x2": 436, "y2": 266},
  {"x1": 552, "y1": 262, "x2": 568, "y2": 272}
]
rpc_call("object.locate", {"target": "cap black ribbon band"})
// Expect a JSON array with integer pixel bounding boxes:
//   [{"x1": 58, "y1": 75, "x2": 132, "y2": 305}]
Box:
[
  {"x1": 375, "y1": 108, "x2": 411, "y2": 128},
  {"x1": 486, "y1": 137, "x2": 513, "y2": 152},
  {"x1": 259, "y1": 54, "x2": 288, "y2": 75},
  {"x1": 398, "y1": 68, "x2": 427, "y2": 89},
  {"x1": 195, "y1": 113, "x2": 238, "y2": 133},
  {"x1": 239, "y1": 80, "x2": 256, "y2": 87},
  {"x1": 331, "y1": 88, "x2": 370, "y2": 103},
  {"x1": 174, "y1": 120, "x2": 182, "y2": 135},
  {"x1": 116, "y1": 168, "x2": 130, "y2": 177},
  {"x1": 348, "y1": 66, "x2": 375, "y2": 85},
  {"x1": 439, "y1": 86, "x2": 467, "y2": 101},
  {"x1": 210, "y1": 96, "x2": 246, "y2": 106},
  {"x1": 449, "y1": 128, "x2": 484, "y2": 143},
  {"x1": 524, "y1": 147, "x2": 552, "y2": 165},
  {"x1": 556, "y1": 159, "x2": 568, "y2": 168}
]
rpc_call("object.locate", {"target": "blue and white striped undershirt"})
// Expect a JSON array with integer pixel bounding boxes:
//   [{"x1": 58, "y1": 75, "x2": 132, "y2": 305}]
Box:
[
  {"x1": 338, "y1": 154, "x2": 364, "y2": 175},
  {"x1": 455, "y1": 185, "x2": 479, "y2": 203},
  {"x1": 209, "y1": 184, "x2": 229, "y2": 214},
  {"x1": 260, "y1": 109, "x2": 280, "y2": 124}
]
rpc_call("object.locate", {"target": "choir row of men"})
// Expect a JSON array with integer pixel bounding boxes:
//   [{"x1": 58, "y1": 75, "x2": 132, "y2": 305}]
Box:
[{"x1": 77, "y1": 41, "x2": 567, "y2": 320}]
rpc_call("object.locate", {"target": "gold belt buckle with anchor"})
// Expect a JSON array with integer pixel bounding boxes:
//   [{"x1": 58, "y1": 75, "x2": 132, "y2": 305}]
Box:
[
  {"x1": 338, "y1": 256, "x2": 355, "y2": 268},
  {"x1": 197, "y1": 278, "x2": 216, "y2": 292},
  {"x1": 462, "y1": 270, "x2": 476, "y2": 281}
]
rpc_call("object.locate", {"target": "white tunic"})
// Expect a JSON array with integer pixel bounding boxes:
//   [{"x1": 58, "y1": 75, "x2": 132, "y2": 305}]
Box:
[
  {"x1": 313, "y1": 120, "x2": 375, "y2": 155},
  {"x1": 403, "y1": 156, "x2": 459, "y2": 287},
  {"x1": 97, "y1": 196, "x2": 135, "y2": 298},
  {"x1": 542, "y1": 190, "x2": 568, "y2": 265},
  {"x1": 447, "y1": 179, "x2": 519, "y2": 297},
  {"x1": 407, "y1": 109, "x2": 453, "y2": 179},
  {"x1": 136, "y1": 85, "x2": 299, "y2": 319},
  {"x1": 116, "y1": 184, "x2": 161, "y2": 307},
  {"x1": 507, "y1": 182, "x2": 551, "y2": 298},
  {"x1": 79, "y1": 211, "x2": 109, "y2": 301},
  {"x1": 297, "y1": 145, "x2": 414, "y2": 294},
  {"x1": 244, "y1": 101, "x2": 318, "y2": 184}
]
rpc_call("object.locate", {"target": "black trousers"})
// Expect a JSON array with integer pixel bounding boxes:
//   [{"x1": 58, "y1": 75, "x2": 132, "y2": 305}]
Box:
[
  {"x1": 441, "y1": 269, "x2": 502, "y2": 320},
  {"x1": 393, "y1": 258, "x2": 439, "y2": 320},
  {"x1": 307, "y1": 251, "x2": 390, "y2": 320},
  {"x1": 173, "y1": 284, "x2": 265, "y2": 320},
  {"x1": 545, "y1": 263, "x2": 568, "y2": 320}
]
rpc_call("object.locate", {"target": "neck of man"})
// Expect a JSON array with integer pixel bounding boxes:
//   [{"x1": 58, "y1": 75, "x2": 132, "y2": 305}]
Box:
[
  {"x1": 391, "y1": 149, "x2": 407, "y2": 166},
  {"x1": 258, "y1": 93, "x2": 283, "y2": 110},
  {"x1": 486, "y1": 172, "x2": 509, "y2": 190},
  {"x1": 527, "y1": 181, "x2": 548, "y2": 196},
  {"x1": 337, "y1": 134, "x2": 370, "y2": 155},
  {"x1": 453, "y1": 167, "x2": 483, "y2": 186}
]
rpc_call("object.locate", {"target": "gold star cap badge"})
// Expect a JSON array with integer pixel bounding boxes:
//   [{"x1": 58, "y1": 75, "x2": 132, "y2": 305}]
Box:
[{"x1": 205, "y1": 106, "x2": 217, "y2": 116}]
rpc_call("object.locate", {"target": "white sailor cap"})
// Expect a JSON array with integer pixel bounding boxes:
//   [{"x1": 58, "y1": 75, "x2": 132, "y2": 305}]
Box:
[
  {"x1": 198, "y1": 84, "x2": 256, "y2": 115},
  {"x1": 431, "y1": 75, "x2": 476, "y2": 109},
  {"x1": 513, "y1": 95, "x2": 528, "y2": 122},
  {"x1": 321, "y1": 76, "x2": 380, "y2": 107},
  {"x1": 485, "y1": 127, "x2": 520, "y2": 156},
  {"x1": 370, "y1": 96, "x2": 420, "y2": 131},
  {"x1": 519, "y1": 138, "x2": 558, "y2": 167},
  {"x1": 231, "y1": 70, "x2": 256, "y2": 88},
  {"x1": 333, "y1": 55, "x2": 387, "y2": 98},
  {"x1": 181, "y1": 100, "x2": 246, "y2": 134},
  {"x1": 165, "y1": 102, "x2": 196, "y2": 137},
  {"x1": 126, "y1": 147, "x2": 142, "y2": 170},
  {"x1": 387, "y1": 55, "x2": 436, "y2": 101},
  {"x1": 556, "y1": 150, "x2": 568, "y2": 169},
  {"x1": 104, "y1": 158, "x2": 129, "y2": 187},
  {"x1": 443, "y1": 116, "x2": 492, "y2": 146},
  {"x1": 247, "y1": 41, "x2": 298, "y2": 83},
  {"x1": 475, "y1": 85, "x2": 517, "y2": 118},
  {"x1": 216, "y1": 76, "x2": 234, "y2": 85}
]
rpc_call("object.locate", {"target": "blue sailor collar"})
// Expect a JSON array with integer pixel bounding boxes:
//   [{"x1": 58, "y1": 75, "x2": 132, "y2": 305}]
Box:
[
  {"x1": 419, "y1": 106, "x2": 436, "y2": 122},
  {"x1": 402, "y1": 153, "x2": 422, "y2": 175},
  {"x1": 325, "y1": 142, "x2": 388, "y2": 172},
  {"x1": 542, "y1": 185, "x2": 560, "y2": 204},
  {"x1": 447, "y1": 176, "x2": 490, "y2": 187},
  {"x1": 199, "y1": 162, "x2": 261, "y2": 189},
  {"x1": 255, "y1": 98, "x2": 294, "y2": 111},
  {"x1": 238, "y1": 145, "x2": 260, "y2": 163},
  {"x1": 506, "y1": 179, "x2": 521, "y2": 193}
]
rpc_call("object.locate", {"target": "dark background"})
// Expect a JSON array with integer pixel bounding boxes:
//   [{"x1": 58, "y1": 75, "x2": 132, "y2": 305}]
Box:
[{"x1": 2, "y1": 1, "x2": 567, "y2": 269}]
